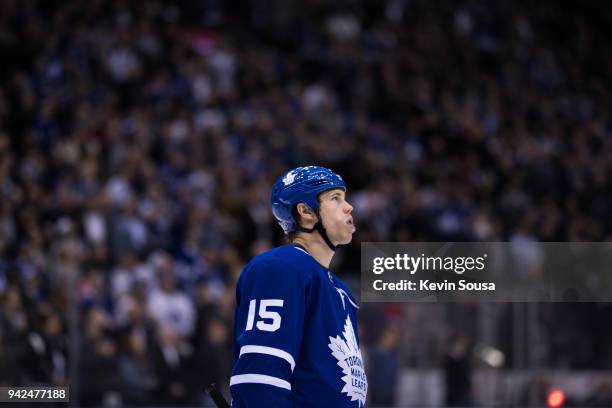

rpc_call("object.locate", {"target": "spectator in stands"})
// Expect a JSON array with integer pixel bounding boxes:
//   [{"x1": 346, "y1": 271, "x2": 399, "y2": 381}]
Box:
[
  {"x1": 368, "y1": 323, "x2": 401, "y2": 406},
  {"x1": 444, "y1": 334, "x2": 474, "y2": 406},
  {"x1": 147, "y1": 251, "x2": 196, "y2": 338}
]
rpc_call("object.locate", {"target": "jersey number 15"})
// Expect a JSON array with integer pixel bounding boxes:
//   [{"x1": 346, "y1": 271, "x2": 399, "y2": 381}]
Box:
[{"x1": 245, "y1": 299, "x2": 284, "y2": 332}]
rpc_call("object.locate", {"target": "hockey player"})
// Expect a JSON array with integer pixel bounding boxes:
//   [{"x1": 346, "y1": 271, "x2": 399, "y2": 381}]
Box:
[{"x1": 230, "y1": 166, "x2": 368, "y2": 407}]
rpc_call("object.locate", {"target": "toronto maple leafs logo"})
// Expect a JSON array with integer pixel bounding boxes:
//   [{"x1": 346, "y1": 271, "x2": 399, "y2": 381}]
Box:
[
  {"x1": 282, "y1": 170, "x2": 297, "y2": 186},
  {"x1": 328, "y1": 315, "x2": 368, "y2": 406}
]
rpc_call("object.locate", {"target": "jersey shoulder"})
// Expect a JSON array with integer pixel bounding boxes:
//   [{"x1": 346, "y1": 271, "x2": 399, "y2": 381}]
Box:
[
  {"x1": 331, "y1": 273, "x2": 361, "y2": 310},
  {"x1": 239, "y1": 245, "x2": 319, "y2": 288}
]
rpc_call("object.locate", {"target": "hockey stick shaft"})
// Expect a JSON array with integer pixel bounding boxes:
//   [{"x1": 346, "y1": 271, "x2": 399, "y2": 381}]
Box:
[{"x1": 206, "y1": 383, "x2": 231, "y2": 408}]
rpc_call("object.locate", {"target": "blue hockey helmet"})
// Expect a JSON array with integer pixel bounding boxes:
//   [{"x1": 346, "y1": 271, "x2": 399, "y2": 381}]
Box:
[{"x1": 271, "y1": 166, "x2": 346, "y2": 234}]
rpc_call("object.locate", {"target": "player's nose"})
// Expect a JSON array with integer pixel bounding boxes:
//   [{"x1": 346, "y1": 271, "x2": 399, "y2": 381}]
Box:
[{"x1": 344, "y1": 201, "x2": 353, "y2": 213}]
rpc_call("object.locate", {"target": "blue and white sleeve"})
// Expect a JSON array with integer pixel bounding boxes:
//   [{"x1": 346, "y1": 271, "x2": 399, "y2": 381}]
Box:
[{"x1": 230, "y1": 259, "x2": 308, "y2": 407}]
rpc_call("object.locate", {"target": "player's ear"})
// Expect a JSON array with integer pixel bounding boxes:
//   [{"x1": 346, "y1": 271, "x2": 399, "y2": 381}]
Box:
[
  {"x1": 295, "y1": 203, "x2": 313, "y2": 216},
  {"x1": 295, "y1": 203, "x2": 317, "y2": 224}
]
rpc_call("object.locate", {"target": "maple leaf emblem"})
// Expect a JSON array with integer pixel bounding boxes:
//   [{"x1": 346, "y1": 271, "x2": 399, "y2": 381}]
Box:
[
  {"x1": 328, "y1": 315, "x2": 368, "y2": 406},
  {"x1": 282, "y1": 170, "x2": 296, "y2": 186}
]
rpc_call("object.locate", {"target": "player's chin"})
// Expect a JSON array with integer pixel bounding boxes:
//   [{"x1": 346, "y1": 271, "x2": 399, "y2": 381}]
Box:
[{"x1": 339, "y1": 229, "x2": 355, "y2": 245}]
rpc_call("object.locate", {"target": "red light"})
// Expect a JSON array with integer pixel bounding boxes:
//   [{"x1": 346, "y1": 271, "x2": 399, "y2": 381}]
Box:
[{"x1": 547, "y1": 389, "x2": 565, "y2": 408}]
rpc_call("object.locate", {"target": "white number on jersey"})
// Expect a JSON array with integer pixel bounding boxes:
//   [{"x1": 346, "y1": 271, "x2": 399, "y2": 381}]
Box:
[{"x1": 245, "y1": 299, "x2": 284, "y2": 332}]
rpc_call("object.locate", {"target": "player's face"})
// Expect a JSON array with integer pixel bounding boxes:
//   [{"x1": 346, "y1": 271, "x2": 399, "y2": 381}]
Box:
[{"x1": 318, "y1": 189, "x2": 355, "y2": 245}]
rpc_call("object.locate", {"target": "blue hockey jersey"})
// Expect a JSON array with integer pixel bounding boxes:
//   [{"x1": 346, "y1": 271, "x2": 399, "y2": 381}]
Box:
[{"x1": 231, "y1": 244, "x2": 368, "y2": 407}]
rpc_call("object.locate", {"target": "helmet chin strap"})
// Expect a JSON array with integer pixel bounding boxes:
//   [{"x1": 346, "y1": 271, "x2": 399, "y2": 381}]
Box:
[{"x1": 296, "y1": 212, "x2": 337, "y2": 251}]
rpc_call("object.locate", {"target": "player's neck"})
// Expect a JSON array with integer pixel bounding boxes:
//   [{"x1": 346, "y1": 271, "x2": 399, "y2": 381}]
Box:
[{"x1": 292, "y1": 234, "x2": 334, "y2": 268}]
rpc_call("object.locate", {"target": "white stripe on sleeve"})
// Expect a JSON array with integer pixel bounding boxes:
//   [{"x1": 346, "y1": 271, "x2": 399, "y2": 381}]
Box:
[
  {"x1": 230, "y1": 374, "x2": 291, "y2": 391},
  {"x1": 239, "y1": 345, "x2": 296, "y2": 371}
]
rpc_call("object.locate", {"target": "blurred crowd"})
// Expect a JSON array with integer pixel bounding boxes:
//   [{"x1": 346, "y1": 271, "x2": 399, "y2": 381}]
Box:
[{"x1": 1, "y1": 0, "x2": 611, "y2": 406}]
